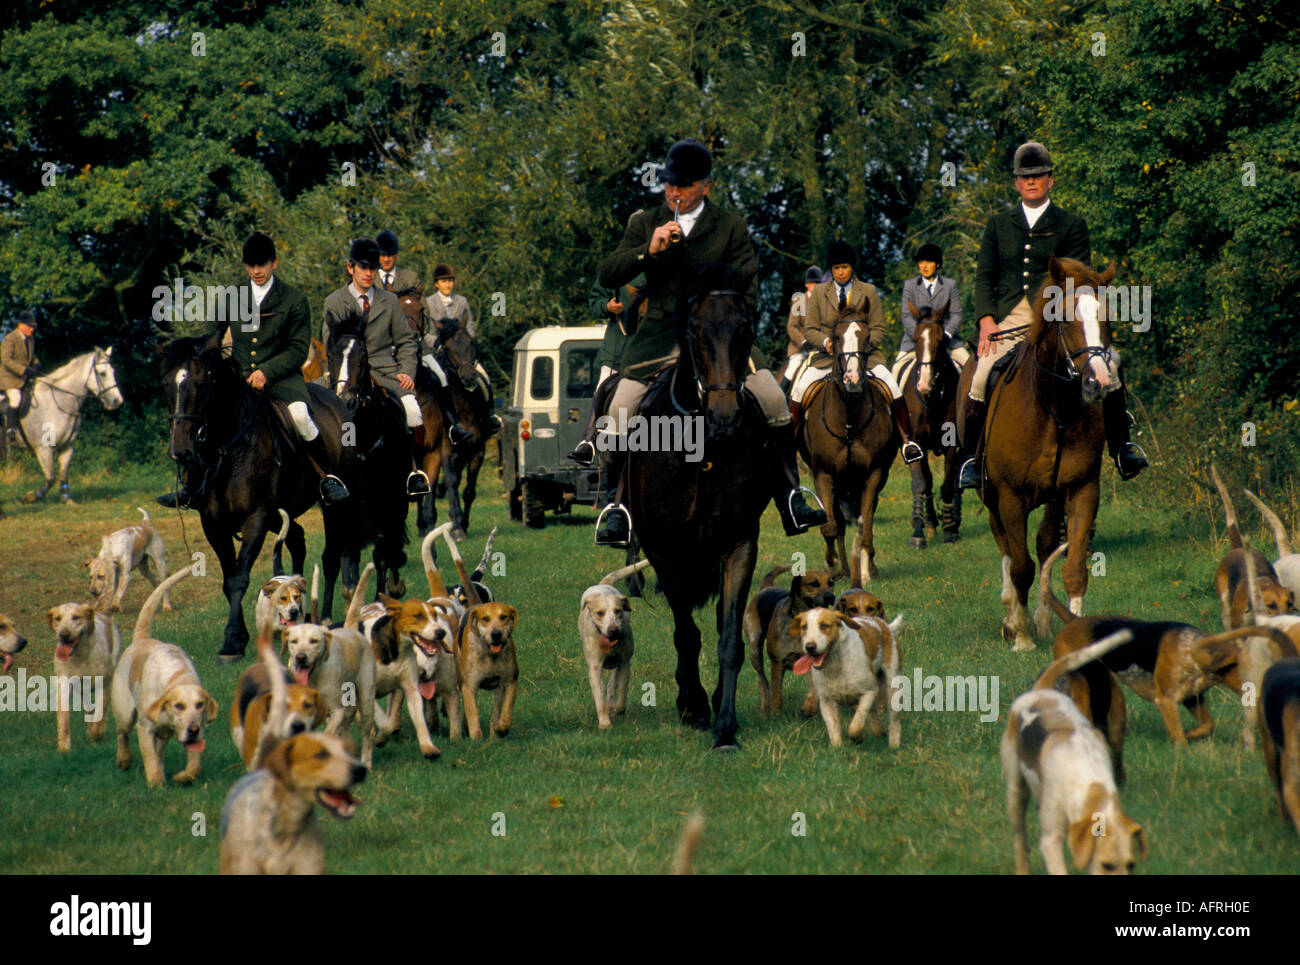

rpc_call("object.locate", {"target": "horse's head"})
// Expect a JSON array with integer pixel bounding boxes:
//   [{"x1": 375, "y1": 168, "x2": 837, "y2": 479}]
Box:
[
  {"x1": 434, "y1": 318, "x2": 478, "y2": 384},
  {"x1": 909, "y1": 302, "x2": 949, "y2": 398},
  {"x1": 832, "y1": 310, "x2": 873, "y2": 396},
  {"x1": 160, "y1": 336, "x2": 219, "y2": 467},
  {"x1": 1034, "y1": 257, "x2": 1117, "y2": 401},
  {"x1": 89, "y1": 347, "x2": 124, "y2": 410},
  {"x1": 681, "y1": 263, "x2": 754, "y2": 438},
  {"x1": 327, "y1": 313, "x2": 370, "y2": 407}
]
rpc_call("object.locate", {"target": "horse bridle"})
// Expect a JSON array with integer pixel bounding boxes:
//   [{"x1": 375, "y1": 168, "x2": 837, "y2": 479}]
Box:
[
  {"x1": 37, "y1": 352, "x2": 121, "y2": 417},
  {"x1": 684, "y1": 289, "x2": 749, "y2": 400}
]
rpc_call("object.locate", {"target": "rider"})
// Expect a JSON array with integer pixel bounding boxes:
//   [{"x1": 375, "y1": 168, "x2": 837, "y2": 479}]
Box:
[
  {"x1": 322, "y1": 237, "x2": 431, "y2": 498},
  {"x1": 419, "y1": 262, "x2": 492, "y2": 447},
  {"x1": 588, "y1": 138, "x2": 827, "y2": 547},
  {"x1": 779, "y1": 266, "x2": 824, "y2": 393},
  {"x1": 375, "y1": 230, "x2": 424, "y2": 297},
  {"x1": 0, "y1": 309, "x2": 39, "y2": 456},
  {"x1": 892, "y1": 242, "x2": 969, "y2": 383},
  {"x1": 958, "y1": 141, "x2": 1148, "y2": 489},
  {"x1": 789, "y1": 241, "x2": 924, "y2": 465},
  {"x1": 158, "y1": 232, "x2": 350, "y2": 508}
]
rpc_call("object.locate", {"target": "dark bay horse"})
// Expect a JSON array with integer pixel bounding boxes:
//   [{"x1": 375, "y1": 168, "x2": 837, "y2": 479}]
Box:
[
  {"x1": 429, "y1": 317, "x2": 492, "y2": 539},
  {"x1": 797, "y1": 311, "x2": 899, "y2": 585},
  {"x1": 161, "y1": 337, "x2": 355, "y2": 659},
  {"x1": 626, "y1": 265, "x2": 770, "y2": 749},
  {"x1": 325, "y1": 314, "x2": 412, "y2": 601},
  {"x1": 957, "y1": 256, "x2": 1118, "y2": 651},
  {"x1": 901, "y1": 311, "x2": 963, "y2": 547}
]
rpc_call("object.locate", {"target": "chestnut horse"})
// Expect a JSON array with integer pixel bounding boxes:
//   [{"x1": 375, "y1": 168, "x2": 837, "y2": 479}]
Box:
[
  {"x1": 957, "y1": 256, "x2": 1117, "y2": 651},
  {"x1": 797, "y1": 310, "x2": 898, "y2": 585},
  {"x1": 626, "y1": 264, "x2": 770, "y2": 749},
  {"x1": 901, "y1": 310, "x2": 963, "y2": 548}
]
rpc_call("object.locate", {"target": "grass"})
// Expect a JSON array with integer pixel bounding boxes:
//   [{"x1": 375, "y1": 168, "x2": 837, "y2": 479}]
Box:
[{"x1": 0, "y1": 446, "x2": 1296, "y2": 874}]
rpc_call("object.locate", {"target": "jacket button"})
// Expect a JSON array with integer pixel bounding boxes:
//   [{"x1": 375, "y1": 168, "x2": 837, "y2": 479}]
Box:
[
  {"x1": 1024, "y1": 244, "x2": 1031, "y2": 251},
  {"x1": 251, "y1": 337, "x2": 258, "y2": 343},
  {"x1": 250, "y1": 350, "x2": 257, "y2": 357},
  {"x1": 1022, "y1": 271, "x2": 1029, "y2": 277}
]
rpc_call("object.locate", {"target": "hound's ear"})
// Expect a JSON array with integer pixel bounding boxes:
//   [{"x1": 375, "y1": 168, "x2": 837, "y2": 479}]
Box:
[
  {"x1": 834, "y1": 598, "x2": 849, "y2": 615},
  {"x1": 264, "y1": 739, "x2": 293, "y2": 783},
  {"x1": 1048, "y1": 256, "x2": 1065, "y2": 284},
  {"x1": 309, "y1": 689, "x2": 328, "y2": 727},
  {"x1": 321, "y1": 630, "x2": 333, "y2": 661},
  {"x1": 791, "y1": 575, "x2": 804, "y2": 596},
  {"x1": 260, "y1": 579, "x2": 282, "y2": 598},
  {"x1": 292, "y1": 576, "x2": 308, "y2": 594},
  {"x1": 105, "y1": 346, "x2": 113, "y2": 357},
  {"x1": 619, "y1": 595, "x2": 631, "y2": 613},
  {"x1": 503, "y1": 604, "x2": 518, "y2": 625},
  {"x1": 85, "y1": 557, "x2": 94, "y2": 569},
  {"x1": 145, "y1": 694, "x2": 169, "y2": 723},
  {"x1": 1126, "y1": 819, "x2": 1148, "y2": 861},
  {"x1": 1067, "y1": 815, "x2": 1097, "y2": 871},
  {"x1": 203, "y1": 690, "x2": 219, "y2": 723},
  {"x1": 789, "y1": 614, "x2": 804, "y2": 638},
  {"x1": 378, "y1": 592, "x2": 401, "y2": 609},
  {"x1": 1099, "y1": 263, "x2": 1116, "y2": 285}
]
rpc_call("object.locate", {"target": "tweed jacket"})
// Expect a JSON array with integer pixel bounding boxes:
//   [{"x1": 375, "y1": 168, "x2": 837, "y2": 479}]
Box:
[
  {"x1": 422, "y1": 291, "x2": 475, "y2": 341},
  {"x1": 898, "y1": 275, "x2": 965, "y2": 352},
  {"x1": 322, "y1": 286, "x2": 417, "y2": 392},
  {"x1": 597, "y1": 200, "x2": 758, "y2": 379},
  {"x1": 804, "y1": 277, "x2": 888, "y2": 370},
  {"x1": 0, "y1": 328, "x2": 37, "y2": 391},
  {"x1": 378, "y1": 267, "x2": 423, "y2": 299},
  {"x1": 973, "y1": 201, "x2": 1090, "y2": 322},
  {"x1": 786, "y1": 292, "x2": 811, "y2": 356}
]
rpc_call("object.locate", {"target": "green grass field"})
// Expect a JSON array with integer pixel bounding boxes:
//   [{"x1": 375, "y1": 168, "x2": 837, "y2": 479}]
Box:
[{"x1": 0, "y1": 449, "x2": 1295, "y2": 875}]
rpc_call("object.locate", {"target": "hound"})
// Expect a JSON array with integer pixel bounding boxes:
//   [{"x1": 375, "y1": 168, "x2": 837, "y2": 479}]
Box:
[
  {"x1": 743, "y1": 564, "x2": 837, "y2": 715},
  {"x1": 45, "y1": 602, "x2": 120, "y2": 750},
  {"x1": 359, "y1": 592, "x2": 450, "y2": 760},
  {"x1": 579, "y1": 559, "x2": 652, "y2": 729},
  {"x1": 254, "y1": 511, "x2": 308, "y2": 652},
  {"x1": 457, "y1": 602, "x2": 519, "y2": 740},
  {"x1": 0, "y1": 613, "x2": 26, "y2": 673},
  {"x1": 112, "y1": 566, "x2": 218, "y2": 787},
  {"x1": 1243, "y1": 488, "x2": 1300, "y2": 600},
  {"x1": 86, "y1": 507, "x2": 170, "y2": 614},
  {"x1": 1212, "y1": 466, "x2": 1294, "y2": 629},
  {"x1": 1260, "y1": 658, "x2": 1300, "y2": 836},
  {"x1": 229, "y1": 660, "x2": 327, "y2": 769},
  {"x1": 1002, "y1": 630, "x2": 1148, "y2": 875}
]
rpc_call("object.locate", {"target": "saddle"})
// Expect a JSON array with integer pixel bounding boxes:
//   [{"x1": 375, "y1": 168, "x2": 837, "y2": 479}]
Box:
[
  {"x1": 893, "y1": 354, "x2": 961, "y2": 389},
  {"x1": 986, "y1": 341, "x2": 1028, "y2": 397}
]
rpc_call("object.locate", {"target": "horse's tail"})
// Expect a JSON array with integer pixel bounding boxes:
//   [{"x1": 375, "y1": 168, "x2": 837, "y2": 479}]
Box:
[
  {"x1": 473, "y1": 526, "x2": 498, "y2": 582},
  {"x1": 1032, "y1": 629, "x2": 1133, "y2": 691},
  {"x1": 132, "y1": 564, "x2": 193, "y2": 642},
  {"x1": 600, "y1": 559, "x2": 652, "y2": 586},
  {"x1": 272, "y1": 508, "x2": 291, "y2": 551},
  {"x1": 344, "y1": 563, "x2": 375, "y2": 632},
  {"x1": 440, "y1": 529, "x2": 482, "y2": 607},
  {"x1": 1243, "y1": 488, "x2": 1293, "y2": 558},
  {"x1": 136, "y1": 507, "x2": 151, "y2": 524},
  {"x1": 309, "y1": 564, "x2": 320, "y2": 625},
  {"x1": 758, "y1": 565, "x2": 792, "y2": 591},
  {"x1": 1210, "y1": 464, "x2": 1242, "y2": 549},
  {"x1": 422, "y1": 523, "x2": 455, "y2": 598},
  {"x1": 1037, "y1": 543, "x2": 1075, "y2": 627}
]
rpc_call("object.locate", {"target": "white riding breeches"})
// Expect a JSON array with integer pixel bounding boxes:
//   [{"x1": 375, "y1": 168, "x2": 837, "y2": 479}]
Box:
[
  {"x1": 422, "y1": 354, "x2": 448, "y2": 387},
  {"x1": 287, "y1": 401, "x2": 320, "y2": 441},
  {"x1": 792, "y1": 361, "x2": 902, "y2": 404},
  {"x1": 400, "y1": 394, "x2": 422, "y2": 428},
  {"x1": 4, "y1": 389, "x2": 20, "y2": 408}
]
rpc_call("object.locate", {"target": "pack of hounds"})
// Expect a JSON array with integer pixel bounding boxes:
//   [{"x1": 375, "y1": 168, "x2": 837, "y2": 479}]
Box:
[{"x1": 3, "y1": 463, "x2": 1299, "y2": 875}]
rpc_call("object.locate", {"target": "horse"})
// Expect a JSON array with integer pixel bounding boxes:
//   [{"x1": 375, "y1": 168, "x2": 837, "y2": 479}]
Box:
[
  {"x1": 9, "y1": 347, "x2": 123, "y2": 504},
  {"x1": 429, "y1": 316, "x2": 493, "y2": 539},
  {"x1": 900, "y1": 309, "x2": 963, "y2": 548},
  {"x1": 625, "y1": 263, "x2": 771, "y2": 750},
  {"x1": 301, "y1": 338, "x2": 328, "y2": 382},
  {"x1": 324, "y1": 314, "x2": 413, "y2": 599},
  {"x1": 161, "y1": 336, "x2": 357, "y2": 659},
  {"x1": 957, "y1": 256, "x2": 1118, "y2": 651},
  {"x1": 796, "y1": 310, "x2": 899, "y2": 585}
]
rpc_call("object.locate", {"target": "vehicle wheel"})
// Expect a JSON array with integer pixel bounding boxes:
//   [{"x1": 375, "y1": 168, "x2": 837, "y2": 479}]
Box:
[
  {"x1": 508, "y1": 485, "x2": 523, "y2": 522},
  {"x1": 523, "y1": 481, "x2": 546, "y2": 528}
]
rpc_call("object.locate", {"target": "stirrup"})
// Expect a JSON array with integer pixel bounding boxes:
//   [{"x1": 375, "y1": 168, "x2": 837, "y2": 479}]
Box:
[
  {"x1": 448, "y1": 424, "x2": 473, "y2": 447},
  {"x1": 406, "y1": 470, "x2": 432, "y2": 497},
  {"x1": 1115, "y1": 443, "x2": 1148, "y2": 481},
  {"x1": 901, "y1": 440, "x2": 925, "y2": 464},
  {"x1": 782, "y1": 487, "x2": 827, "y2": 535},
  {"x1": 594, "y1": 503, "x2": 632, "y2": 547},
  {"x1": 319, "y1": 473, "x2": 350, "y2": 504},
  {"x1": 958, "y1": 457, "x2": 981, "y2": 490},
  {"x1": 567, "y1": 440, "x2": 596, "y2": 466}
]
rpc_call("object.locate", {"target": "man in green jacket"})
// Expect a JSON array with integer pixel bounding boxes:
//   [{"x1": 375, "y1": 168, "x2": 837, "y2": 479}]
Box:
[
  {"x1": 588, "y1": 139, "x2": 826, "y2": 546},
  {"x1": 958, "y1": 141, "x2": 1147, "y2": 489},
  {"x1": 158, "y1": 232, "x2": 349, "y2": 507}
]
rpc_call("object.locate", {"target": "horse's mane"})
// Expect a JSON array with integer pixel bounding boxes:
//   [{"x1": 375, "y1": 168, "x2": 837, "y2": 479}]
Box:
[
  {"x1": 160, "y1": 336, "x2": 210, "y2": 372},
  {"x1": 162, "y1": 335, "x2": 259, "y2": 416},
  {"x1": 1028, "y1": 256, "x2": 1106, "y2": 344}
]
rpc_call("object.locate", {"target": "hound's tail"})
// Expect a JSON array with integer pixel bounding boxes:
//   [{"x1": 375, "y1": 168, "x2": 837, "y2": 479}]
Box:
[
  {"x1": 132, "y1": 564, "x2": 194, "y2": 641},
  {"x1": 343, "y1": 563, "x2": 375, "y2": 632},
  {"x1": 136, "y1": 507, "x2": 151, "y2": 524},
  {"x1": 1033, "y1": 629, "x2": 1133, "y2": 691},
  {"x1": 672, "y1": 811, "x2": 705, "y2": 875},
  {"x1": 1192, "y1": 624, "x2": 1299, "y2": 675},
  {"x1": 440, "y1": 529, "x2": 481, "y2": 606},
  {"x1": 1210, "y1": 464, "x2": 1242, "y2": 550},
  {"x1": 250, "y1": 623, "x2": 283, "y2": 771},
  {"x1": 1037, "y1": 543, "x2": 1075, "y2": 626},
  {"x1": 472, "y1": 527, "x2": 498, "y2": 582},
  {"x1": 422, "y1": 523, "x2": 455, "y2": 598},
  {"x1": 600, "y1": 559, "x2": 652, "y2": 586},
  {"x1": 272, "y1": 508, "x2": 291, "y2": 550},
  {"x1": 309, "y1": 564, "x2": 320, "y2": 625},
  {"x1": 758, "y1": 564, "x2": 792, "y2": 591},
  {"x1": 1243, "y1": 489, "x2": 1293, "y2": 558}
]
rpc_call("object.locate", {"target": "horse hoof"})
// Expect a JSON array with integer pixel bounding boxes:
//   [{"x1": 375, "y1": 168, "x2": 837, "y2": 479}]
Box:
[
  {"x1": 20, "y1": 491, "x2": 41, "y2": 504},
  {"x1": 712, "y1": 741, "x2": 740, "y2": 754},
  {"x1": 924, "y1": 526, "x2": 937, "y2": 539},
  {"x1": 61, "y1": 497, "x2": 76, "y2": 506},
  {"x1": 216, "y1": 651, "x2": 245, "y2": 666},
  {"x1": 451, "y1": 527, "x2": 467, "y2": 541},
  {"x1": 941, "y1": 531, "x2": 960, "y2": 544},
  {"x1": 866, "y1": 564, "x2": 880, "y2": 581},
  {"x1": 680, "y1": 711, "x2": 711, "y2": 731},
  {"x1": 908, "y1": 536, "x2": 926, "y2": 549},
  {"x1": 1011, "y1": 637, "x2": 1036, "y2": 653}
]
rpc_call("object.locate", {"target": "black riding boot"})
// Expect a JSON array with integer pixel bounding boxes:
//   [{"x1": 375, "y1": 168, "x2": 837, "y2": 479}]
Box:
[
  {"x1": 1104, "y1": 389, "x2": 1148, "y2": 480},
  {"x1": 594, "y1": 447, "x2": 631, "y2": 547},
  {"x1": 569, "y1": 376, "x2": 620, "y2": 466},
  {"x1": 768, "y1": 421, "x2": 827, "y2": 536},
  {"x1": 306, "y1": 435, "x2": 350, "y2": 504},
  {"x1": 430, "y1": 379, "x2": 471, "y2": 448},
  {"x1": 957, "y1": 397, "x2": 986, "y2": 490},
  {"x1": 891, "y1": 397, "x2": 925, "y2": 464}
]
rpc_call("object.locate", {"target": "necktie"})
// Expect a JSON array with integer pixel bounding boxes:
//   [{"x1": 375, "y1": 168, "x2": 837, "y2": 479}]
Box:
[
  {"x1": 361, "y1": 294, "x2": 370, "y2": 314},
  {"x1": 385, "y1": 273, "x2": 393, "y2": 289},
  {"x1": 838, "y1": 286, "x2": 847, "y2": 310},
  {"x1": 926, "y1": 281, "x2": 933, "y2": 296}
]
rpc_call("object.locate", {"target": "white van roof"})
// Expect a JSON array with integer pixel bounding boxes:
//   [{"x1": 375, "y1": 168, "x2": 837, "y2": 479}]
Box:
[{"x1": 512, "y1": 325, "x2": 607, "y2": 353}]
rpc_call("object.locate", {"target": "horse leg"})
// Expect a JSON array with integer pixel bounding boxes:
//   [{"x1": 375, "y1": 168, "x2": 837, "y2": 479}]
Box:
[
  {"x1": 459, "y1": 448, "x2": 484, "y2": 536},
  {"x1": 1033, "y1": 497, "x2": 1067, "y2": 637},
  {"x1": 419, "y1": 446, "x2": 443, "y2": 535},
  {"x1": 283, "y1": 520, "x2": 307, "y2": 577},
  {"x1": 711, "y1": 540, "x2": 756, "y2": 750},
  {"x1": 670, "y1": 593, "x2": 709, "y2": 731},
  {"x1": 940, "y1": 448, "x2": 961, "y2": 543},
  {"x1": 624, "y1": 532, "x2": 644, "y2": 599},
  {"x1": 445, "y1": 452, "x2": 466, "y2": 540},
  {"x1": 1062, "y1": 482, "x2": 1100, "y2": 617},
  {"x1": 57, "y1": 446, "x2": 75, "y2": 504},
  {"x1": 198, "y1": 513, "x2": 246, "y2": 657},
  {"x1": 22, "y1": 442, "x2": 57, "y2": 503},
  {"x1": 908, "y1": 461, "x2": 929, "y2": 549},
  {"x1": 815, "y1": 470, "x2": 841, "y2": 577},
  {"x1": 859, "y1": 468, "x2": 885, "y2": 582},
  {"x1": 996, "y1": 498, "x2": 1036, "y2": 652}
]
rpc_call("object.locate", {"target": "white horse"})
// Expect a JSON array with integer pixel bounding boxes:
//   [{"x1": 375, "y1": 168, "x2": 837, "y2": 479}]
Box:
[{"x1": 9, "y1": 347, "x2": 123, "y2": 504}]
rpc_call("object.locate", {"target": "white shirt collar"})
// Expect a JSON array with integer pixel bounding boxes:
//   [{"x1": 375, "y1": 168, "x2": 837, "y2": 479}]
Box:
[
  {"x1": 349, "y1": 282, "x2": 375, "y2": 307},
  {"x1": 1022, "y1": 199, "x2": 1051, "y2": 229},
  {"x1": 251, "y1": 275, "x2": 274, "y2": 306},
  {"x1": 676, "y1": 199, "x2": 705, "y2": 237}
]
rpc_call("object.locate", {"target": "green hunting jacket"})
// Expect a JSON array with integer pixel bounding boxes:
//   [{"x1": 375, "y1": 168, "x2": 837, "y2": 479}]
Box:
[
  {"x1": 212, "y1": 277, "x2": 311, "y2": 386},
  {"x1": 586, "y1": 273, "x2": 645, "y2": 373},
  {"x1": 973, "y1": 201, "x2": 1090, "y2": 322},
  {"x1": 597, "y1": 201, "x2": 758, "y2": 379}
]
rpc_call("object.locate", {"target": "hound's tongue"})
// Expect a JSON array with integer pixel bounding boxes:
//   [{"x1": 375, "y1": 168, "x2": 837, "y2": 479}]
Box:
[
  {"x1": 793, "y1": 654, "x2": 825, "y2": 675},
  {"x1": 184, "y1": 739, "x2": 205, "y2": 753},
  {"x1": 419, "y1": 679, "x2": 437, "y2": 700},
  {"x1": 322, "y1": 789, "x2": 358, "y2": 817},
  {"x1": 597, "y1": 635, "x2": 614, "y2": 655},
  {"x1": 56, "y1": 643, "x2": 74, "y2": 662},
  {"x1": 295, "y1": 668, "x2": 310, "y2": 686},
  {"x1": 2, "y1": 654, "x2": 12, "y2": 674}
]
